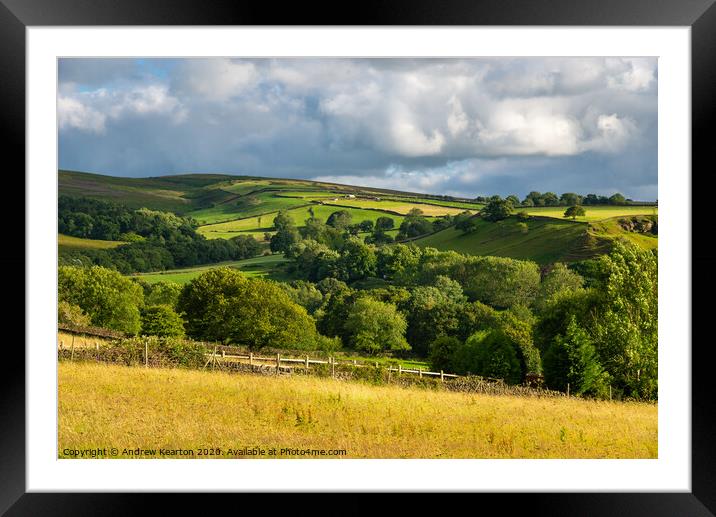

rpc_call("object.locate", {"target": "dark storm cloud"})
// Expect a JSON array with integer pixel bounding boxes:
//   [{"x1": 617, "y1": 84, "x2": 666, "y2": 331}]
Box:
[{"x1": 58, "y1": 57, "x2": 657, "y2": 199}]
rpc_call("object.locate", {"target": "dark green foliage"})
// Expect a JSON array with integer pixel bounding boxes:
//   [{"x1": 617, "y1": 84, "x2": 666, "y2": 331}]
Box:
[
  {"x1": 375, "y1": 216, "x2": 395, "y2": 231},
  {"x1": 480, "y1": 198, "x2": 513, "y2": 222},
  {"x1": 564, "y1": 205, "x2": 586, "y2": 219},
  {"x1": 140, "y1": 305, "x2": 185, "y2": 337},
  {"x1": 452, "y1": 330, "x2": 522, "y2": 384},
  {"x1": 326, "y1": 209, "x2": 353, "y2": 230},
  {"x1": 429, "y1": 336, "x2": 461, "y2": 372},
  {"x1": 609, "y1": 193, "x2": 627, "y2": 205},
  {"x1": 337, "y1": 239, "x2": 377, "y2": 282},
  {"x1": 397, "y1": 209, "x2": 433, "y2": 239},
  {"x1": 270, "y1": 227, "x2": 301, "y2": 254},
  {"x1": 543, "y1": 316, "x2": 609, "y2": 396},
  {"x1": 455, "y1": 216, "x2": 479, "y2": 233}
]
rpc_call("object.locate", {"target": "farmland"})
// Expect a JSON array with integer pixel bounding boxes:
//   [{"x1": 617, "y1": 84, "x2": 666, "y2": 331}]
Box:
[
  {"x1": 131, "y1": 254, "x2": 290, "y2": 284},
  {"x1": 58, "y1": 234, "x2": 126, "y2": 251},
  {"x1": 58, "y1": 362, "x2": 658, "y2": 459},
  {"x1": 523, "y1": 205, "x2": 658, "y2": 222}
]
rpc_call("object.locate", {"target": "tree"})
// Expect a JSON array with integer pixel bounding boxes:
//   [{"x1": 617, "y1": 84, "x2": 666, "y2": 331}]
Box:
[
  {"x1": 145, "y1": 281, "x2": 183, "y2": 308},
  {"x1": 429, "y1": 336, "x2": 461, "y2": 372},
  {"x1": 58, "y1": 265, "x2": 144, "y2": 334},
  {"x1": 344, "y1": 298, "x2": 410, "y2": 355},
  {"x1": 608, "y1": 193, "x2": 627, "y2": 205},
  {"x1": 543, "y1": 315, "x2": 609, "y2": 396},
  {"x1": 270, "y1": 226, "x2": 301, "y2": 254},
  {"x1": 140, "y1": 305, "x2": 185, "y2": 337},
  {"x1": 272, "y1": 210, "x2": 295, "y2": 232},
  {"x1": 454, "y1": 256, "x2": 541, "y2": 309},
  {"x1": 177, "y1": 267, "x2": 318, "y2": 349},
  {"x1": 359, "y1": 220, "x2": 374, "y2": 232},
  {"x1": 375, "y1": 216, "x2": 395, "y2": 231},
  {"x1": 505, "y1": 195, "x2": 521, "y2": 207},
  {"x1": 337, "y1": 239, "x2": 377, "y2": 282},
  {"x1": 58, "y1": 300, "x2": 91, "y2": 327},
  {"x1": 542, "y1": 192, "x2": 560, "y2": 206},
  {"x1": 534, "y1": 263, "x2": 585, "y2": 314},
  {"x1": 455, "y1": 216, "x2": 480, "y2": 233},
  {"x1": 397, "y1": 209, "x2": 433, "y2": 239},
  {"x1": 376, "y1": 244, "x2": 422, "y2": 282},
  {"x1": 564, "y1": 205, "x2": 586, "y2": 219},
  {"x1": 480, "y1": 198, "x2": 513, "y2": 222},
  {"x1": 452, "y1": 330, "x2": 522, "y2": 384},
  {"x1": 326, "y1": 210, "x2": 353, "y2": 230},
  {"x1": 560, "y1": 193, "x2": 582, "y2": 206}
]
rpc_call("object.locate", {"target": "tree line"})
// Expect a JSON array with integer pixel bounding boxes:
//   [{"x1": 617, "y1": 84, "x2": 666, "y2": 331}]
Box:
[{"x1": 58, "y1": 240, "x2": 657, "y2": 400}]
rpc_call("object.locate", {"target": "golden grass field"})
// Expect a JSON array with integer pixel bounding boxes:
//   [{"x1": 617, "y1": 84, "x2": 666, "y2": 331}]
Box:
[{"x1": 58, "y1": 362, "x2": 657, "y2": 459}]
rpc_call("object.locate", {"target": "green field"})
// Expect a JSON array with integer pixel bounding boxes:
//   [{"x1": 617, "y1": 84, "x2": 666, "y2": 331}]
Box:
[
  {"x1": 414, "y1": 217, "x2": 590, "y2": 264},
  {"x1": 186, "y1": 192, "x2": 310, "y2": 225},
  {"x1": 320, "y1": 198, "x2": 470, "y2": 217},
  {"x1": 198, "y1": 204, "x2": 411, "y2": 241},
  {"x1": 130, "y1": 254, "x2": 291, "y2": 284},
  {"x1": 524, "y1": 205, "x2": 657, "y2": 222},
  {"x1": 58, "y1": 234, "x2": 126, "y2": 251}
]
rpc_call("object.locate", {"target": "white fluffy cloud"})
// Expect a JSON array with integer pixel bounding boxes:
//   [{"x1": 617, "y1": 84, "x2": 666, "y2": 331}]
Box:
[{"x1": 58, "y1": 57, "x2": 657, "y2": 199}]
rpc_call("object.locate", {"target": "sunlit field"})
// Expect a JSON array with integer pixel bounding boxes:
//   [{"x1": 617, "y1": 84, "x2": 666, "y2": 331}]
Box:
[
  {"x1": 58, "y1": 362, "x2": 658, "y2": 459},
  {"x1": 524, "y1": 205, "x2": 657, "y2": 222}
]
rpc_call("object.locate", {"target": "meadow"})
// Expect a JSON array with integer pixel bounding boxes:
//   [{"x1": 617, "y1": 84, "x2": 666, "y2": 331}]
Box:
[
  {"x1": 58, "y1": 362, "x2": 658, "y2": 459},
  {"x1": 58, "y1": 234, "x2": 126, "y2": 251},
  {"x1": 524, "y1": 205, "x2": 658, "y2": 221},
  {"x1": 197, "y1": 204, "x2": 411, "y2": 240},
  {"x1": 131, "y1": 254, "x2": 290, "y2": 284}
]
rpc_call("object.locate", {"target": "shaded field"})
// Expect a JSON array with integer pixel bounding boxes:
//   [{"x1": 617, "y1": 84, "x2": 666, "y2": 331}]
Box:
[
  {"x1": 321, "y1": 198, "x2": 470, "y2": 216},
  {"x1": 58, "y1": 234, "x2": 126, "y2": 251},
  {"x1": 186, "y1": 192, "x2": 309, "y2": 225},
  {"x1": 523, "y1": 205, "x2": 658, "y2": 222},
  {"x1": 198, "y1": 204, "x2": 410, "y2": 240},
  {"x1": 414, "y1": 217, "x2": 589, "y2": 264},
  {"x1": 129, "y1": 254, "x2": 290, "y2": 284},
  {"x1": 58, "y1": 362, "x2": 658, "y2": 459}
]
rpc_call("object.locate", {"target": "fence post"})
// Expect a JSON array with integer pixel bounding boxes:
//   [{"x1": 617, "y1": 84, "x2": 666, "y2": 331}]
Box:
[
  {"x1": 95, "y1": 341, "x2": 99, "y2": 362},
  {"x1": 566, "y1": 383, "x2": 570, "y2": 398},
  {"x1": 306, "y1": 355, "x2": 310, "y2": 371},
  {"x1": 331, "y1": 356, "x2": 335, "y2": 378},
  {"x1": 398, "y1": 364, "x2": 402, "y2": 376},
  {"x1": 440, "y1": 370, "x2": 444, "y2": 382},
  {"x1": 212, "y1": 345, "x2": 218, "y2": 370},
  {"x1": 609, "y1": 385, "x2": 612, "y2": 401},
  {"x1": 276, "y1": 353, "x2": 281, "y2": 375},
  {"x1": 249, "y1": 352, "x2": 253, "y2": 366},
  {"x1": 145, "y1": 339, "x2": 149, "y2": 368},
  {"x1": 419, "y1": 368, "x2": 422, "y2": 378},
  {"x1": 70, "y1": 335, "x2": 75, "y2": 362},
  {"x1": 353, "y1": 359, "x2": 357, "y2": 366}
]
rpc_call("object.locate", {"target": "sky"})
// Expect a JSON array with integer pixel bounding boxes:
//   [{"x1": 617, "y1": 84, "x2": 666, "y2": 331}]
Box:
[{"x1": 58, "y1": 57, "x2": 658, "y2": 200}]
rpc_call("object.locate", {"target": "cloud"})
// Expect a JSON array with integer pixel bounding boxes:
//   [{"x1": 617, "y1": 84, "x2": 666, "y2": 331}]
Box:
[{"x1": 58, "y1": 57, "x2": 658, "y2": 199}]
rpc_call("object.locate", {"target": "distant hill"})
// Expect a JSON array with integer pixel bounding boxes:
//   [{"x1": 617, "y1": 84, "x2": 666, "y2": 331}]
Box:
[
  {"x1": 411, "y1": 214, "x2": 657, "y2": 265},
  {"x1": 59, "y1": 170, "x2": 656, "y2": 265}
]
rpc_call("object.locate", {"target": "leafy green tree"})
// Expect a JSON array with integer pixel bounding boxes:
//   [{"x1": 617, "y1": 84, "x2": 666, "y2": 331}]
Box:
[
  {"x1": 326, "y1": 210, "x2": 353, "y2": 230},
  {"x1": 58, "y1": 265, "x2": 144, "y2": 334},
  {"x1": 279, "y1": 280, "x2": 324, "y2": 314},
  {"x1": 359, "y1": 220, "x2": 374, "y2": 232},
  {"x1": 344, "y1": 298, "x2": 410, "y2": 355},
  {"x1": 543, "y1": 315, "x2": 609, "y2": 396},
  {"x1": 534, "y1": 263, "x2": 585, "y2": 314},
  {"x1": 506, "y1": 195, "x2": 521, "y2": 207},
  {"x1": 454, "y1": 256, "x2": 541, "y2": 308},
  {"x1": 516, "y1": 211, "x2": 530, "y2": 221},
  {"x1": 590, "y1": 243, "x2": 657, "y2": 399},
  {"x1": 375, "y1": 216, "x2": 395, "y2": 231},
  {"x1": 542, "y1": 192, "x2": 560, "y2": 206},
  {"x1": 564, "y1": 205, "x2": 586, "y2": 219},
  {"x1": 177, "y1": 267, "x2": 318, "y2": 349},
  {"x1": 272, "y1": 210, "x2": 295, "y2": 232},
  {"x1": 337, "y1": 239, "x2": 377, "y2": 282},
  {"x1": 452, "y1": 330, "x2": 522, "y2": 384},
  {"x1": 524, "y1": 191, "x2": 544, "y2": 206},
  {"x1": 429, "y1": 336, "x2": 461, "y2": 372},
  {"x1": 480, "y1": 199, "x2": 513, "y2": 222},
  {"x1": 397, "y1": 209, "x2": 433, "y2": 239},
  {"x1": 560, "y1": 193, "x2": 582, "y2": 206},
  {"x1": 270, "y1": 226, "x2": 301, "y2": 254},
  {"x1": 608, "y1": 193, "x2": 627, "y2": 205},
  {"x1": 58, "y1": 300, "x2": 91, "y2": 327},
  {"x1": 376, "y1": 243, "x2": 422, "y2": 283},
  {"x1": 140, "y1": 305, "x2": 185, "y2": 337},
  {"x1": 455, "y1": 216, "x2": 479, "y2": 233},
  {"x1": 145, "y1": 281, "x2": 183, "y2": 308}
]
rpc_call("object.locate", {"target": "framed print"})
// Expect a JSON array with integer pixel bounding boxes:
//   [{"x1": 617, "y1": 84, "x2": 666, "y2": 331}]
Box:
[{"x1": 3, "y1": 0, "x2": 716, "y2": 513}]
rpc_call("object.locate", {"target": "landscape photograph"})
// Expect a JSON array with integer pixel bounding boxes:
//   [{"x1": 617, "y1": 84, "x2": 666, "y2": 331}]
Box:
[{"x1": 57, "y1": 57, "x2": 658, "y2": 459}]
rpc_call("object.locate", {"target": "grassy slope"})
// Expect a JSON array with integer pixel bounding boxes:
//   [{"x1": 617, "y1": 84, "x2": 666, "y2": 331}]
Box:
[
  {"x1": 414, "y1": 217, "x2": 588, "y2": 264},
  {"x1": 524, "y1": 205, "x2": 658, "y2": 222},
  {"x1": 58, "y1": 362, "x2": 657, "y2": 459},
  {"x1": 198, "y1": 204, "x2": 410, "y2": 240},
  {"x1": 130, "y1": 254, "x2": 291, "y2": 284},
  {"x1": 58, "y1": 234, "x2": 126, "y2": 251}
]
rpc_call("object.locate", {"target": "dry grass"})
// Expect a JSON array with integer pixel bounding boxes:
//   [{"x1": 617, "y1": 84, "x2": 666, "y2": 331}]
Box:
[{"x1": 58, "y1": 362, "x2": 657, "y2": 459}]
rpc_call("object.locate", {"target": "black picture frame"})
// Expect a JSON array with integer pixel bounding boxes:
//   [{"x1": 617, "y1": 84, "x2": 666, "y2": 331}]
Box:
[{"x1": 2, "y1": 0, "x2": 714, "y2": 514}]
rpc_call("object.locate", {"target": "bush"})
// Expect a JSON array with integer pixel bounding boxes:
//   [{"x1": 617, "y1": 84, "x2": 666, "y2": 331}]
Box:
[
  {"x1": 429, "y1": 336, "x2": 461, "y2": 372},
  {"x1": 344, "y1": 298, "x2": 409, "y2": 355},
  {"x1": 452, "y1": 330, "x2": 522, "y2": 384},
  {"x1": 140, "y1": 305, "x2": 185, "y2": 337},
  {"x1": 58, "y1": 300, "x2": 91, "y2": 327}
]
